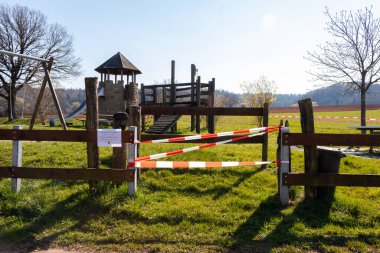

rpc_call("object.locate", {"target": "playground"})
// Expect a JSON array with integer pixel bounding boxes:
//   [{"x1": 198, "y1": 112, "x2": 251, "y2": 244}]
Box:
[{"x1": 0, "y1": 51, "x2": 379, "y2": 252}]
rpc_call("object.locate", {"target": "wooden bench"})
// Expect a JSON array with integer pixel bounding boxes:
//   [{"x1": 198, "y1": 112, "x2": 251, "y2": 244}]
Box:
[{"x1": 347, "y1": 126, "x2": 380, "y2": 153}]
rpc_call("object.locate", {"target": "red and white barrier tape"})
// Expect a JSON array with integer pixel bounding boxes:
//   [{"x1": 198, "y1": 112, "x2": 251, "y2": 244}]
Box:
[
  {"x1": 141, "y1": 126, "x2": 280, "y2": 144},
  {"x1": 135, "y1": 160, "x2": 275, "y2": 168},
  {"x1": 271, "y1": 115, "x2": 379, "y2": 121},
  {"x1": 135, "y1": 128, "x2": 278, "y2": 162}
]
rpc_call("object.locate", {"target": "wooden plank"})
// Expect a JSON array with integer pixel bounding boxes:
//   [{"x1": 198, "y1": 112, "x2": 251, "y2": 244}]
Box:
[
  {"x1": 284, "y1": 173, "x2": 380, "y2": 187},
  {"x1": 176, "y1": 94, "x2": 192, "y2": 99},
  {"x1": 176, "y1": 87, "x2": 192, "y2": 92},
  {"x1": 196, "y1": 76, "x2": 201, "y2": 133},
  {"x1": 85, "y1": 77, "x2": 100, "y2": 189},
  {"x1": 262, "y1": 103, "x2": 269, "y2": 163},
  {"x1": 29, "y1": 58, "x2": 53, "y2": 130},
  {"x1": 170, "y1": 60, "x2": 176, "y2": 104},
  {"x1": 141, "y1": 106, "x2": 264, "y2": 116},
  {"x1": 0, "y1": 167, "x2": 135, "y2": 182},
  {"x1": 0, "y1": 129, "x2": 133, "y2": 143},
  {"x1": 285, "y1": 133, "x2": 380, "y2": 146},
  {"x1": 43, "y1": 60, "x2": 67, "y2": 130},
  {"x1": 141, "y1": 134, "x2": 264, "y2": 143},
  {"x1": 191, "y1": 64, "x2": 196, "y2": 132}
]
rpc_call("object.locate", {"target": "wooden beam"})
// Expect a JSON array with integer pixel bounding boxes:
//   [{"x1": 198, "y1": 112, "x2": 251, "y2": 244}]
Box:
[
  {"x1": 170, "y1": 60, "x2": 176, "y2": 104},
  {"x1": 298, "y1": 98, "x2": 318, "y2": 198},
  {"x1": 0, "y1": 167, "x2": 135, "y2": 182},
  {"x1": 42, "y1": 60, "x2": 67, "y2": 130},
  {"x1": 196, "y1": 76, "x2": 201, "y2": 133},
  {"x1": 29, "y1": 58, "x2": 53, "y2": 130},
  {"x1": 141, "y1": 106, "x2": 264, "y2": 116},
  {"x1": 283, "y1": 173, "x2": 380, "y2": 187},
  {"x1": 284, "y1": 133, "x2": 380, "y2": 146},
  {"x1": 262, "y1": 102, "x2": 269, "y2": 163},
  {"x1": 0, "y1": 129, "x2": 133, "y2": 143},
  {"x1": 85, "y1": 77, "x2": 99, "y2": 191}
]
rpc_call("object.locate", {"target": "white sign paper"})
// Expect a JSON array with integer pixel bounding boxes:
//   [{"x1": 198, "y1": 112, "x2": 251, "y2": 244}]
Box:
[{"x1": 97, "y1": 129, "x2": 122, "y2": 147}]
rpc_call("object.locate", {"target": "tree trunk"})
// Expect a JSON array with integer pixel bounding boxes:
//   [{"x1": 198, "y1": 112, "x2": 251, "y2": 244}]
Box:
[
  {"x1": 360, "y1": 86, "x2": 366, "y2": 134},
  {"x1": 7, "y1": 86, "x2": 17, "y2": 121}
]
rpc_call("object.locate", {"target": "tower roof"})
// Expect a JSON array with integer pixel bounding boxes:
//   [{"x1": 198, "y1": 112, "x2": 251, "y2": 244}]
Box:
[{"x1": 95, "y1": 52, "x2": 142, "y2": 75}]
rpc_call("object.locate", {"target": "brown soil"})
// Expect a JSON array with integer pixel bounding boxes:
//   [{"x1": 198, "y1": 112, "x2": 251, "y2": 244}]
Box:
[{"x1": 0, "y1": 241, "x2": 86, "y2": 253}]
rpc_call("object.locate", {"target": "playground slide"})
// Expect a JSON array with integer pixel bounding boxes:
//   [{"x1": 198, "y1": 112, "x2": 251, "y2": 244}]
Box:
[{"x1": 49, "y1": 101, "x2": 86, "y2": 126}]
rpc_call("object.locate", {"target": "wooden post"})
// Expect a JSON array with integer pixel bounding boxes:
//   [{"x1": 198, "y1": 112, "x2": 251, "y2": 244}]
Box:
[
  {"x1": 141, "y1": 84, "x2": 146, "y2": 130},
  {"x1": 153, "y1": 86, "x2": 157, "y2": 104},
  {"x1": 191, "y1": 64, "x2": 196, "y2": 131},
  {"x1": 125, "y1": 80, "x2": 140, "y2": 153},
  {"x1": 298, "y1": 98, "x2": 318, "y2": 199},
  {"x1": 85, "y1": 77, "x2": 99, "y2": 190},
  {"x1": 11, "y1": 125, "x2": 22, "y2": 193},
  {"x1": 163, "y1": 86, "x2": 167, "y2": 103},
  {"x1": 30, "y1": 58, "x2": 53, "y2": 130},
  {"x1": 196, "y1": 76, "x2": 201, "y2": 133},
  {"x1": 42, "y1": 59, "x2": 67, "y2": 130},
  {"x1": 112, "y1": 112, "x2": 129, "y2": 169},
  {"x1": 279, "y1": 124, "x2": 290, "y2": 206},
  {"x1": 170, "y1": 60, "x2": 176, "y2": 105},
  {"x1": 128, "y1": 105, "x2": 141, "y2": 158},
  {"x1": 262, "y1": 102, "x2": 269, "y2": 163},
  {"x1": 207, "y1": 78, "x2": 215, "y2": 133},
  {"x1": 128, "y1": 126, "x2": 138, "y2": 196}
]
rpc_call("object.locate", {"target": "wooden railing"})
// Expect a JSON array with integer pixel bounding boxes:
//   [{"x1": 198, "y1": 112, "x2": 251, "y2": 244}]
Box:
[
  {"x1": 0, "y1": 128, "x2": 135, "y2": 182},
  {"x1": 277, "y1": 99, "x2": 380, "y2": 206}
]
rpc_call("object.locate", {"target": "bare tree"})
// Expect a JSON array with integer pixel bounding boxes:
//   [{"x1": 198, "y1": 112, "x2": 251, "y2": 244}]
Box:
[
  {"x1": 241, "y1": 74, "x2": 277, "y2": 126},
  {"x1": 306, "y1": 6, "x2": 380, "y2": 128},
  {"x1": 0, "y1": 4, "x2": 81, "y2": 120}
]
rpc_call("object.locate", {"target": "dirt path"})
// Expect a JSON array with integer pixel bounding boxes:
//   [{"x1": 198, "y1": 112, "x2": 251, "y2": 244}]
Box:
[{"x1": 0, "y1": 241, "x2": 85, "y2": 253}]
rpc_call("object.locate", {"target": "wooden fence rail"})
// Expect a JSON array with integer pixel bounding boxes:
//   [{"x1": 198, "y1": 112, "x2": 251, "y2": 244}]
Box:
[
  {"x1": 0, "y1": 129, "x2": 133, "y2": 143},
  {"x1": 0, "y1": 129, "x2": 136, "y2": 186}
]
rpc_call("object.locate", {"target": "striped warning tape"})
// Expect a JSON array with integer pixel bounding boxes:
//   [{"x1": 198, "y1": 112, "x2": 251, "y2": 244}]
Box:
[
  {"x1": 135, "y1": 160, "x2": 275, "y2": 168},
  {"x1": 141, "y1": 126, "x2": 280, "y2": 144},
  {"x1": 270, "y1": 115, "x2": 379, "y2": 121},
  {"x1": 135, "y1": 128, "x2": 278, "y2": 162}
]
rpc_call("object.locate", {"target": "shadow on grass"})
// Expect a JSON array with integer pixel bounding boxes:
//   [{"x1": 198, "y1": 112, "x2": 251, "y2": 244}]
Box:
[
  {"x1": 230, "y1": 192, "x2": 378, "y2": 252},
  {"x1": 143, "y1": 167, "x2": 265, "y2": 199},
  {"x1": 0, "y1": 185, "x2": 117, "y2": 252},
  {"x1": 230, "y1": 194, "x2": 335, "y2": 251}
]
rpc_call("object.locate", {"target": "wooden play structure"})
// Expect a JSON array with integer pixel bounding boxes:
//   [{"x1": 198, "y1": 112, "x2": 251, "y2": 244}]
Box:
[
  {"x1": 0, "y1": 76, "x2": 269, "y2": 197},
  {"x1": 95, "y1": 52, "x2": 141, "y2": 117},
  {"x1": 0, "y1": 49, "x2": 67, "y2": 130},
  {"x1": 140, "y1": 61, "x2": 216, "y2": 134}
]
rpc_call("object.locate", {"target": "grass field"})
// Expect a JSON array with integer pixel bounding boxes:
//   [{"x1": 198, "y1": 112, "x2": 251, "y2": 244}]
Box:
[{"x1": 0, "y1": 109, "x2": 379, "y2": 252}]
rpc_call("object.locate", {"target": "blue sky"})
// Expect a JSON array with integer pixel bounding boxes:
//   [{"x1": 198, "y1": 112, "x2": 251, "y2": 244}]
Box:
[{"x1": 3, "y1": 0, "x2": 380, "y2": 94}]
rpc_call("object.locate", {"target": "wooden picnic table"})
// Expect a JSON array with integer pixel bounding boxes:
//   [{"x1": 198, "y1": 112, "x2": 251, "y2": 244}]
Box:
[{"x1": 347, "y1": 126, "x2": 380, "y2": 153}]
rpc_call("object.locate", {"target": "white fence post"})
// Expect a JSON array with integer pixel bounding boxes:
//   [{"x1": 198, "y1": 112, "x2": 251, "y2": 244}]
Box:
[
  {"x1": 12, "y1": 125, "x2": 22, "y2": 193},
  {"x1": 128, "y1": 126, "x2": 138, "y2": 196},
  {"x1": 279, "y1": 126, "x2": 290, "y2": 206}
]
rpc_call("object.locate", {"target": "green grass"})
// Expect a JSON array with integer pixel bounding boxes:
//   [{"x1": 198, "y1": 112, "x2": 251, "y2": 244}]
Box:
[{"x1": 0, "y1": 111, "x2": 379, "y2": 252}]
